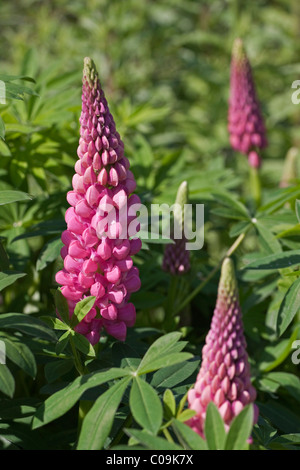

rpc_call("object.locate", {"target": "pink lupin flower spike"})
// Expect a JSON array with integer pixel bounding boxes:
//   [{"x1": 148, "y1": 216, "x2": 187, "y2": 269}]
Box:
[
  {"x1": 187, "y1": 257, "x2": 258, "y2": 439},
  {"x1": 55, "y1": 58, "x2": 142, "y2": 345},
  {"x1": 228, "y1": 38, "x2": 267, "y2": 168}
]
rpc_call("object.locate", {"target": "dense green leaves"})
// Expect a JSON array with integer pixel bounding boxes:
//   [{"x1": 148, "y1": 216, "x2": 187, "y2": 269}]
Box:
[
  {"x1": 224, "y1": 405, "x2": 254, "y2": 450},
  {"x1": 137, "y1": 332, "x2": 192, "y2": 374},
  {"x1": 0, "y1": 190, "x2": 33, "y2": 205},
  {"x1": 172, "y1": 419, "x2": 207, "y2": 450},
  {"x1": 245, "y1": 250, "x2": 300, "y2": 270},
  {"x1": 130, "y1": 377, "x2": 163, "y2": 435},
  {"x1": 0, "y1": 272, "x2": 26, "y2": 291},
  {"x1": 204, "y1": 402, "x2": 226, "y2": 450},
  {"x1": 0, "y1": 365, "x2": 15, "y2": 397},
  {"x1": 77, "y1": 376, "x2": 131, "y2": 450},
  {"x1": 32, "y1": 368, "x2": 131, "y2": 429},
  {"x1": 0, "y1": 313, "x2": 56, "y2": 341}
]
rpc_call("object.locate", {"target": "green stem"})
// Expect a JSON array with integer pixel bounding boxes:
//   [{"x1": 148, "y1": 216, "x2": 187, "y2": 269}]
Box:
[
  {"x1": 249, "y1": 166, "x2": 261, "y2": 208},
  {"x1": 162, "y1": 427, "x2": 175, "y2": 444},
  {"x1": 172, "y1": 231, "x2": 247, "y2": 316},
  {"x1": 69, "y1": 337, "x2": 91, "y2": 437}
]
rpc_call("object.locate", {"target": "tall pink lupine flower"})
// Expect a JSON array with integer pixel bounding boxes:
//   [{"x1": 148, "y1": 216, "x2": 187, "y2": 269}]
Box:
[
  {"x1": 187, "y1": 257, "x2": 258, "y2": 438},
  {"x1": 162, "y1": 181, "x2": 190, "y2": 275},
  {"x1": 228, "y1": 38, "x2": 267, "y2": 168},
  {"x1": 55, "y1": 58, "x2": 141, "y2": 345}
]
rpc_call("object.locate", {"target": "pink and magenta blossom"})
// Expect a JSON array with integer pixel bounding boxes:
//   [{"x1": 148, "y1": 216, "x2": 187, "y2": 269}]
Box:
[
  {"x1": 55, "y1": 57, "x2": 141, "y2": 345},
  {"x1": 187, "y1": 257, "x2": 258, "y2": 438},
  {"x1": 228, "y1": 38, "x2": 267, "y2": 168}
]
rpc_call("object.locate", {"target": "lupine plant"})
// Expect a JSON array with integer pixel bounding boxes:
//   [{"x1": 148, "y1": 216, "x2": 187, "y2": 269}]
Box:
[{"x1": 0, "y1": 0, "x2": 300, "y2": 452}]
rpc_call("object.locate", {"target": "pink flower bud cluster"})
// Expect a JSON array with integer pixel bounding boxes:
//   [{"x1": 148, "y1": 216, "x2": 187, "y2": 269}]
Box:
[
  {"x1": 187, "y1": 258, "x2": 258, "y2": 438},
  {"x1": 162, "y1": 181, "x2": 190, "y2": 275},
  {"x1": 162, "y1": 236, "x2": 190, "y2": 275},
  {"x1": 228, "y1": 38, "x2": 267, "y2": 168},
  {"x1": 55, "y1": 58, "x2": 141, "y2": 345}
]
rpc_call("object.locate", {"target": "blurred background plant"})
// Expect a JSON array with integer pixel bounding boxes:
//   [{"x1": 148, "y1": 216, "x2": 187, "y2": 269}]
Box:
[{"x1": 0, "y1": 0, "x2": 300, "y2": 450}]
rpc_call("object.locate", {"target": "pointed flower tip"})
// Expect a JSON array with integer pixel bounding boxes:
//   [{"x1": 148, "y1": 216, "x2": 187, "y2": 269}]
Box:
[
  {"x1": 219, "y1": 257, "x2": 238, "y2": 296},
  {"x1": 232, "y1": 38, "x2": 245, "y2": 61},
  {"x1": 175, "y1": 180, "x2": 189, "y2": 207},
  {"x1": 83, "y1": 57, "x2": 98, "y2": 87}
]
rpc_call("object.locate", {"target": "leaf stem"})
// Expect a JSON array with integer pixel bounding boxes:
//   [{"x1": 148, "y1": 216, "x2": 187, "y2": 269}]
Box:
[
  {"x1": 249, "y1": 166, "x2": 261, "y2": 208},
  {"x1": 162, "y1": 427, "x2": 175, "y2": 444}
]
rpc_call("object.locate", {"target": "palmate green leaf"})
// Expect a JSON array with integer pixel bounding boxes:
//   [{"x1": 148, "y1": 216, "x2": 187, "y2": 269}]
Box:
[
  {"x1": 258, "y1": 186, "x2": 300, "y2": 215},
  {"x1": 210, "y1": 207, "x2": 249, "y2": 221},
  {"x1": 296, "y1": 200, "x2": 300, "y2": 223},
  {"x1": 0, "y1": 138, "x2": 10, "y2": 156},
  {"x1": 72, "y1": 332, "x2": 96, "y2": 357},
  {"x1": 276, "y1": 277, "x2": 300, "y2": 336},
  {"x1": 0, "y1": 272, "x2": 26, "y2": 291},
  {"x1": 265, "y1": 372, "x2": 300, "y2": 403},
  {"x1": 229, "y1": 221, "x2": 251, "y2": 238},
  {"x1": 137, "y1": 332, "x2": 192, "y2": 374},
  {"x1": 124, "y1": 428, "x2": 182, "y2": 451},
  {"x1": 255, "y1": 221, "x2": 282, "y2": 254},
  {"x1": 204, "y1": 402, "x2": 226, "y2": 450},
  {"x1": 0, "y1": 365, "x2": 15, "y2": 398},
  {"x1": 176, "y1": 409, "x2": 196, "y2": 422},
  {"x1": 224, "y1": 405, "x2": 253, "y2": 450},
  {"x1": 13, "y1": 218, "x2": 66, "y2": 241},
  {"x1": 54, "y1": 289, "x2": 70, "y2": 325},
  {"x1": 44, "y1": 359, "x2": 74, "y2": 384},
  {"x1": 112, "y1": 342, "x2": 141, "y2": 370},
  {"x1": 0, "y1": 74, "x2": 35, "y2": 83},
  {"x1": 77, "y1": 376, "x2": 132, "y2": 450},
  {"x1": 244, "y1": 250, "x2": 300, "y2": 270},
  {"x1": 42, "y1": 317, "x2": 68, "y2": 332},
  {"x1": 163, "y1": 389, "x2": 176, "y2": 419},
  {"x1": 0, "y1": 398, "x2": 40, "y2": 420},
  {"x1": 130, "y1": 377, "x2": 163, "y2": 435},
  {"x1": 36, "y1": 237, "x2": 63, "y2": 271},
  {"x1": 270, "y1": 433, "x2": 300, "y2": 449},
  {"x1": 259, "y1": 328, "x2": 299, "y2": 372},
  {"x1": 0, "y1": 422, "x2": 46, "y2": 450},
  {"x1": 211, "y1": 191, "x2": 250, "y2": 219},
  {"x1": 71, "y1": 296, "x2": 96, "y2": 326},
  {"x1": 0, "y1": 313, "x2": 56, "y2": 341},
  {"x1": 32, "y1": 368, "x2": 131, "y2": 429},
  {"x1": 172, "y1": 419, "x2": 207, "y2": 450},
  {"x1": 252, "y1": 416, "x2": 277, "y2": 447},
  {"x1": 0, "y1": 190, "x2": 33, "y2": 205},
  {"x1": 55, "y1": 331, "x2": 71, "y2": 356},
  {"x1": 150, "y1": 359, "x2": 200, "y2": 390},
  {"x1": 0, "y1": 333, "x2": 36, "y2": 378},
  {"x1": 138, "y1": 352, "x2": 192, "y2": 375},
  {"x1": 259, "y1": 401, "x2": 300, "y2": 434}
]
